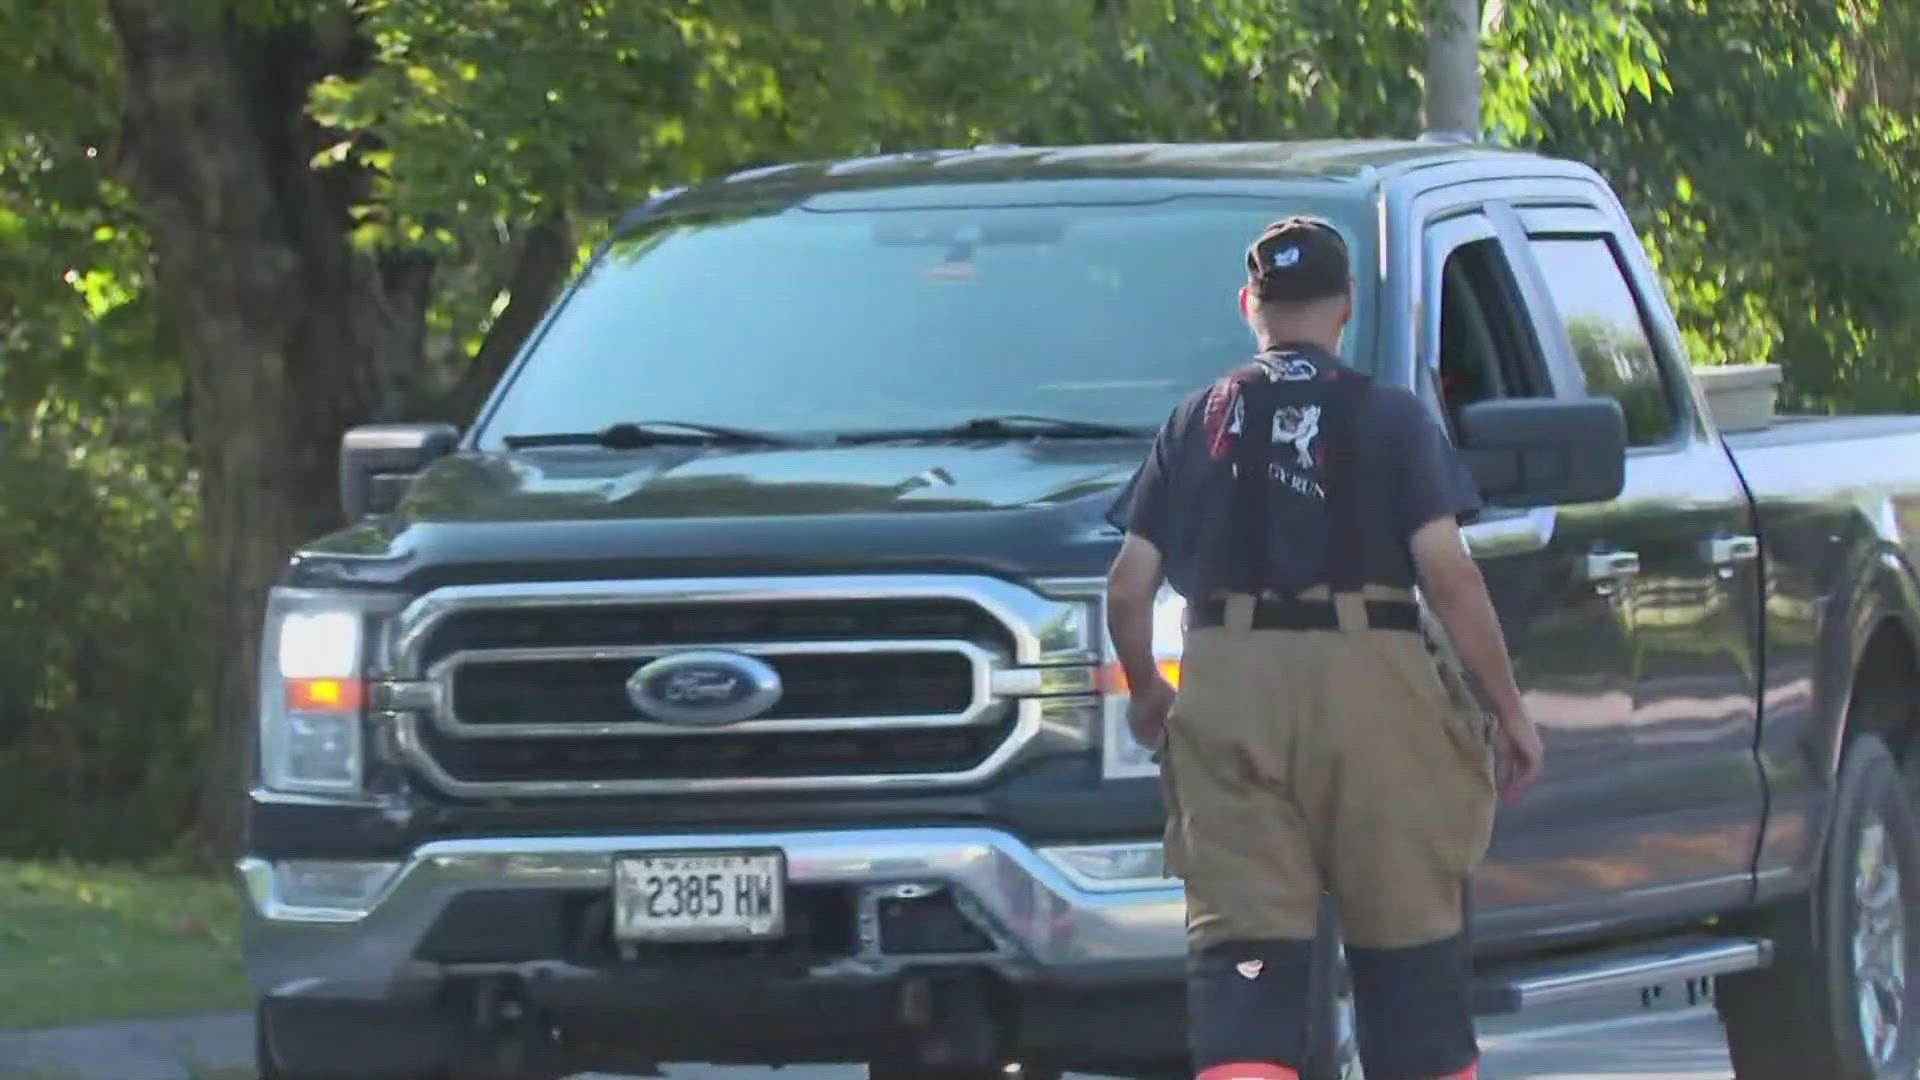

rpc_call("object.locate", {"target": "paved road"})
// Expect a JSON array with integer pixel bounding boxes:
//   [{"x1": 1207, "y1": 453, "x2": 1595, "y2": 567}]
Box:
[{"x1": 0, "y1": 991, "x2": 1733, "y2": 1079}]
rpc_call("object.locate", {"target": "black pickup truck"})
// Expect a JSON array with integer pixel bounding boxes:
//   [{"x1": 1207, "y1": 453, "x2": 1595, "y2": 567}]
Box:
[{"x1": 242, "y1": 141, "x2": 1920, "y2": 1080}]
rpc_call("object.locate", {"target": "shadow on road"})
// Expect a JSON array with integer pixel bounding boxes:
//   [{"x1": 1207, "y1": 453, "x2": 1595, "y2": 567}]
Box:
[{"x1": 0, "y1": 999, "x2": 1732, "y2": 1080}]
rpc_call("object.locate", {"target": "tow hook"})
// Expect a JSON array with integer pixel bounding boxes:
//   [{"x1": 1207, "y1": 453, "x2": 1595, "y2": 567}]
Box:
[
  {"x1": 449, "y1": 977, "x2": 565, "y2": 1080},
  {"x1": 893, "y1": 972, "x2": 1006, "y2": 1070}
]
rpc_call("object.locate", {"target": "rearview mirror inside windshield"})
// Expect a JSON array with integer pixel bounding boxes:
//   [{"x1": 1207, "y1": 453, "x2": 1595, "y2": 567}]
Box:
[{"x1": 870, "y1": 218, "x2": 1069, "y2": 247}]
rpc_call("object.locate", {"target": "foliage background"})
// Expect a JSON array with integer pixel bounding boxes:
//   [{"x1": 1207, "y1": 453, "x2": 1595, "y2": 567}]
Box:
[{"x1": 0, "y1": 0, "x2": 1913, "y2": 859}]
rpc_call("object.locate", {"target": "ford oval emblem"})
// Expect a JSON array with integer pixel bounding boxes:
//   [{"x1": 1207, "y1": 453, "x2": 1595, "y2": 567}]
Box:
[{"x1": 625, "y1": 650, "x2": 783, "y2": 727}]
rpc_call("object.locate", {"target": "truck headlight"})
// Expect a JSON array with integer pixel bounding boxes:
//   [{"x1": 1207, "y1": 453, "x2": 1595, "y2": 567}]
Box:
[
  {"x1": 258, "y1": 589, "x2": 396, "y2": 796},
  {"x1": 1098, "y1": 586, "x2": 1186, "y2": 778}
]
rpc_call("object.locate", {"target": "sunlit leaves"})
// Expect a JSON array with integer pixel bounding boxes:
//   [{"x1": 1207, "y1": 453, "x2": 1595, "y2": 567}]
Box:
[
  {"x1": 1535, "y1": 0, "x2": 1920, "y2": 411},
  {"x1": 5, "y1": 0, "x2": 1915, "y2": 434},
  {"x1": 1481, "y1": 0, "x2": 1666, "y2": 143}
]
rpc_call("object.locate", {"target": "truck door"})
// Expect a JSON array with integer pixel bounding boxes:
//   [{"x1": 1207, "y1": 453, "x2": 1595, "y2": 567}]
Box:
[
  {"x1": 1419, "y1": 209, "x2": 1647, "y2": 933},
  {"x1": 1513, "y1": 209, "x2": 1764, "y2": 914}
]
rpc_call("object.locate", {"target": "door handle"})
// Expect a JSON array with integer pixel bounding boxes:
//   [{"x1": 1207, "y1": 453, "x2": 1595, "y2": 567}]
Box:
[
  {"x1": 1585, "y1": 551, "x2": 1641, "y2": 596},
  {"x1": 1585, "y1": 551, "x2": 1642, "y2": 582},
  {"x1": 1709, "y1": 535, "x2": 1760, "y2": 567}
]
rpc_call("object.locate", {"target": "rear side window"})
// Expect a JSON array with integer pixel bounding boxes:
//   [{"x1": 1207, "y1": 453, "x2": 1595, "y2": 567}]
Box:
[{"x1": 1526, "y1": 237, "x2": 1678, "y2": 446}]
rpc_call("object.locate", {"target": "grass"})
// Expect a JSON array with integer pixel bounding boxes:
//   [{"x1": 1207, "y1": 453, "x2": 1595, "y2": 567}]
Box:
[{"x1": 0, "y1": 860, "x2": 249, "y2": 1029}]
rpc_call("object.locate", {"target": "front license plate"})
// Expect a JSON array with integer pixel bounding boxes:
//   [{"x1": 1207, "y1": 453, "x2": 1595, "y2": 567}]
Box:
[{"x1": 612, "y1": 850, "x2": 786, "y2": 942}]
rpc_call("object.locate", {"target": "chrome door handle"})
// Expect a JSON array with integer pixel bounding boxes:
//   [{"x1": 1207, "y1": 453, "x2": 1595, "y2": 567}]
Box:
[
  {"x1": 1586, "y1": 551, "x2": 1641, "y2": 597},
  {"x1": 1585, "y1": 551, "x2": 1642, "y2": 583},
  {"x1": 1709, "y1": 535, "x2": 1760, "y2": 566}
]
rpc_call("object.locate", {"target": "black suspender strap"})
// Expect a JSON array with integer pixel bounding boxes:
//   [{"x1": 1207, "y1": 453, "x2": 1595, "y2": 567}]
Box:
[
  {"x1": 1194, "y1": 362, "x2": 1416, "y2": 632},
  {"x1": 1222, "y1": 356, "x2": 1374, "y2": 602},
  {"x1": 1228, "y1": 372, "x2": 1280, "y2": 594},
  {"x1": 1322, "y1": 373, "x2": 1372, "y2": 597}
]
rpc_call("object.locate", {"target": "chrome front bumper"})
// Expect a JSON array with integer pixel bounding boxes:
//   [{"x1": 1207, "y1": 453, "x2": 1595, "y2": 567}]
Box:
[{"x1": 239, "y1": 827, "x2": 1186, "y2": 1002}]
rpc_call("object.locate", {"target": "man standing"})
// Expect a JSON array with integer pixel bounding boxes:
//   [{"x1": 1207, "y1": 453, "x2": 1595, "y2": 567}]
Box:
[{"x1": 1104, "y1": 217, "x2": 1543, "y2": 1080}]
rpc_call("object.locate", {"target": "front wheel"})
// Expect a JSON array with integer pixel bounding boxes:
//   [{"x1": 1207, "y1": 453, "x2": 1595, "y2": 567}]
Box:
[
  {"x1": 1718, "y1": 734, "x2": 1920, "y2": 1079},
  {"x1": 868, "y1": 1066, "x2": 1060, "y2": 1080},
  {"x1": 256, "y1": 1005, "x2": 444, "y2": 1080}
]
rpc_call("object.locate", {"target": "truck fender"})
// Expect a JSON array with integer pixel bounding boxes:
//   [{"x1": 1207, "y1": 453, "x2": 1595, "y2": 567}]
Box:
[
  {"x1": 1789, "y1": 530, "x2": 1920, "y2": 891},
  {"x1": 1819, "y1": 540, "x2": 1920, "y2": 781}
]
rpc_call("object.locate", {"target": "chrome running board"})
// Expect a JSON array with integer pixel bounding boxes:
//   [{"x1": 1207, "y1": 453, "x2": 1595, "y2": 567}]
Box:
[{"x1": 1475, "y1": 936, "x2": 1772, "y2": 1014}]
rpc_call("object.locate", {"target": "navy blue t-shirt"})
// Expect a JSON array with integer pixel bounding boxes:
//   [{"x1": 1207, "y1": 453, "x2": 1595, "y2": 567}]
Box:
[{"x1": 1106, "y1": 348, "x2": 1482, "y2": 601}]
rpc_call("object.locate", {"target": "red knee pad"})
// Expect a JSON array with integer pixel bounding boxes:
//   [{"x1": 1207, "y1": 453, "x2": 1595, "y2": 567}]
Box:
[
  {"x1": 1196, "y1": 1064, "x2": 1298, "y2": 1080},
  {"x1": 1441, "y1": 1063, "x2": 1479, "y2": 1080}
]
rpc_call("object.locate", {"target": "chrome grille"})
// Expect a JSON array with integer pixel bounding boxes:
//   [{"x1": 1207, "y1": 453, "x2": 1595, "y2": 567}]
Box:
[
  {"x1": 417, "y1": 598, "x2": 1015, "y2": 664},
  {"x1": 380, "y1": 575, "x2": 1100, "y2": 797},
  {"x1": 413, "y1": 709, "x2": 1019, "y2": 784},
  {"x1": 450, "y1": 650, "x2": 977, "y2": 727}
]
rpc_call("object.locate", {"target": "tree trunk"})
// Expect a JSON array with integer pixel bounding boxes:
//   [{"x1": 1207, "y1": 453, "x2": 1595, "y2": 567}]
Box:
[
  {"x1": 105, "y1": 0, "x2": 432, "y2": 859},
  {"x1": 1424, "y1": 0, "x2": 1480, "y2": 138},
  {"x1": 441, "y1": 212, "x2": 575, "y2": 426}
]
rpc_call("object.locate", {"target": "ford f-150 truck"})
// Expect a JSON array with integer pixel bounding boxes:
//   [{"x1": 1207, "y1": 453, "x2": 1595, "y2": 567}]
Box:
[{"x1": 243, "y1": 140, "x2": 1920, "y2": 1080}]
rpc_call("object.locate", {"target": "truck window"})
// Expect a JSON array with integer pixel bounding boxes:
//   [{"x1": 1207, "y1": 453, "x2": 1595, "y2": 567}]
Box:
[
  {"x1": 1435, "y1": 238, "x2": 1549, "y2": 431},
  {"x1": 1526, "y1": 237, "x2": 1678, "y2": 447}
]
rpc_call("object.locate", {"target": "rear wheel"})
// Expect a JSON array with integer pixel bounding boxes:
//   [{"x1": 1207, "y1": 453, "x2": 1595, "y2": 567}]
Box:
[{"x1": 1718, "y1": 734, "x2": 1920, "y2": 1079}]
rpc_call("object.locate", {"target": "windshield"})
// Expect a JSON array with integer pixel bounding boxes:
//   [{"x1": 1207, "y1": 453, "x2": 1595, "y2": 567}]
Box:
[{"x1": 476, "y1": 190, "x2": 1375, "y2": 447}]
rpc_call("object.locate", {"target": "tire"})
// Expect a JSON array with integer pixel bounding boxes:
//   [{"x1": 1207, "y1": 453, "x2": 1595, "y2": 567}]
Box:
[
  {"x1": 255, "y1": 1012, "x2": 286, "y2": 1080},
  {"x1": 868, "y1": 1066, "x2": 1060, "y2": 1080},
  {"x1": 255, "y1": 1007, "x2": 353, "y2": 1080},
  {"x1": 1717, "y1": 734, "x2": 1920, "y2": 1079},
  {"x1": 256, "y1": 1001, "x2": 450, "y2": 1080},
  {"x1": 255, "y1": 1007, "x2": 363, "y2": 1080}
]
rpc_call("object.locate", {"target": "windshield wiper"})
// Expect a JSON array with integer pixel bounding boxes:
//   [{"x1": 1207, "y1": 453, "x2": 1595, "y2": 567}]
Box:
[
  {"x1": 837, "y1": 414, "x2": 1150, "y2": 445},
  {"x1": 502, "y1": 420, "x2": 805, "y2": 451}
]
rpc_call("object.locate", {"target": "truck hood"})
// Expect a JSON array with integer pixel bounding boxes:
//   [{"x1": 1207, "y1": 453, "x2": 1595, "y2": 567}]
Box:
[{"x1": 292, "y1": 441, "x2": 1142, "y2": 590}]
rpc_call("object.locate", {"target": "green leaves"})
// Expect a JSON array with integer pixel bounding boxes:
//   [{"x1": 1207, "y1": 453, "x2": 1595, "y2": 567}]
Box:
[
  {"x1": 1537, "y1": 0, "x2": 1920, "y2": 411},
  {"x1": 2, "y1": 0, "x2": 1901, "y2": 431},
  {"x1": 1483, "y1": 0, "x2": 1667, "y2": 142}
]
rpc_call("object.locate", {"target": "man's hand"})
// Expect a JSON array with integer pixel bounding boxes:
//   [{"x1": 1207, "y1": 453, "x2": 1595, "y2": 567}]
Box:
[
  {"x1": 1496, "y1": 711, "x2": 1544, "y2": 802},
  {"x1": 1127, "y1": 675, "x2": 1177, "y2": 755}
]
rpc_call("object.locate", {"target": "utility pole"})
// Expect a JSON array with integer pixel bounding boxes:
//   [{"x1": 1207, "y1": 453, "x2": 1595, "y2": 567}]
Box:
[{"x1": 1424, "y1": 0, "x2": 1481, "y2": 138}]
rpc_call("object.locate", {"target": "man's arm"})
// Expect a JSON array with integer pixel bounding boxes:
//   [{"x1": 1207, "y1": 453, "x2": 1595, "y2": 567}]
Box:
[
  {"x1": 1380, "y1": 386, "x2": 1540, "y2": 796},
  {"x1": 1410, "y1": 515, "x2": 1543, "y2": 796},
  {"x1": 1106, "y1": 533, "x2": 1176, "y2": 748},
  {"x1": 1106, "y1": 534, "x2": 1166, "y2": 694}
]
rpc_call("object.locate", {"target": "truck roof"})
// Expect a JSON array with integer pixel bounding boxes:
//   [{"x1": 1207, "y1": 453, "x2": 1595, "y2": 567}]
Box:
[{"x1": 637, "y1": 139, "x2": 1555, "y2": 223}]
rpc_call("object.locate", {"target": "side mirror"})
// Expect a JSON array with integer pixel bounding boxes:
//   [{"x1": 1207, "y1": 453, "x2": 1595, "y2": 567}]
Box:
[
  {"x1": 1457, "y1": 397, "x2": 1626, "y2": 508},
  {"x1": 339, "y1": 423, "x2": 459, "y2": 522}
]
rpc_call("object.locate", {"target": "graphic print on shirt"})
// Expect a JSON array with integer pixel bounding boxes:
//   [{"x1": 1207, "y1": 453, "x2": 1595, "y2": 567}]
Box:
[
  {"x1": 1268, "y1": 403, "x2": 1326, "y2": 499},
  {"x1": 1259, "y1": 354, "x2": 1320, "y2": 383},
  {"x1": 1202, "y1": 358, "x2": 1332, "y2": 504},
  {"x1": 1272, "y1": 405, "x2": 1321, "y2": 469},
  {"x1": 1204, "y1": 377, "x2": 1241, "y2": 462}
]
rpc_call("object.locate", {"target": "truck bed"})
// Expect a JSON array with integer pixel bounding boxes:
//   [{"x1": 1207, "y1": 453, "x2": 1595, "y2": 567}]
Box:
[
  {"x1": 1722, "y1": 413, "x2": 1920, "y2": 452},
  {"x1": 1723, "y1": 414, "x2": 1920, "y2": 512}
]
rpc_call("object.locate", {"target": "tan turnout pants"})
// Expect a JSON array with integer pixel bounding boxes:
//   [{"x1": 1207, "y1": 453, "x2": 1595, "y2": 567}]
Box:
[{"x1": 1161, "y1": 590, "x2": 1498, "y2": 952}]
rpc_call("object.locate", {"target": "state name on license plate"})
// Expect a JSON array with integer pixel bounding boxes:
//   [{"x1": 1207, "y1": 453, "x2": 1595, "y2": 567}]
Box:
[{"x1": 612, "y1": 850, "x2": 786, "y2": 942}]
